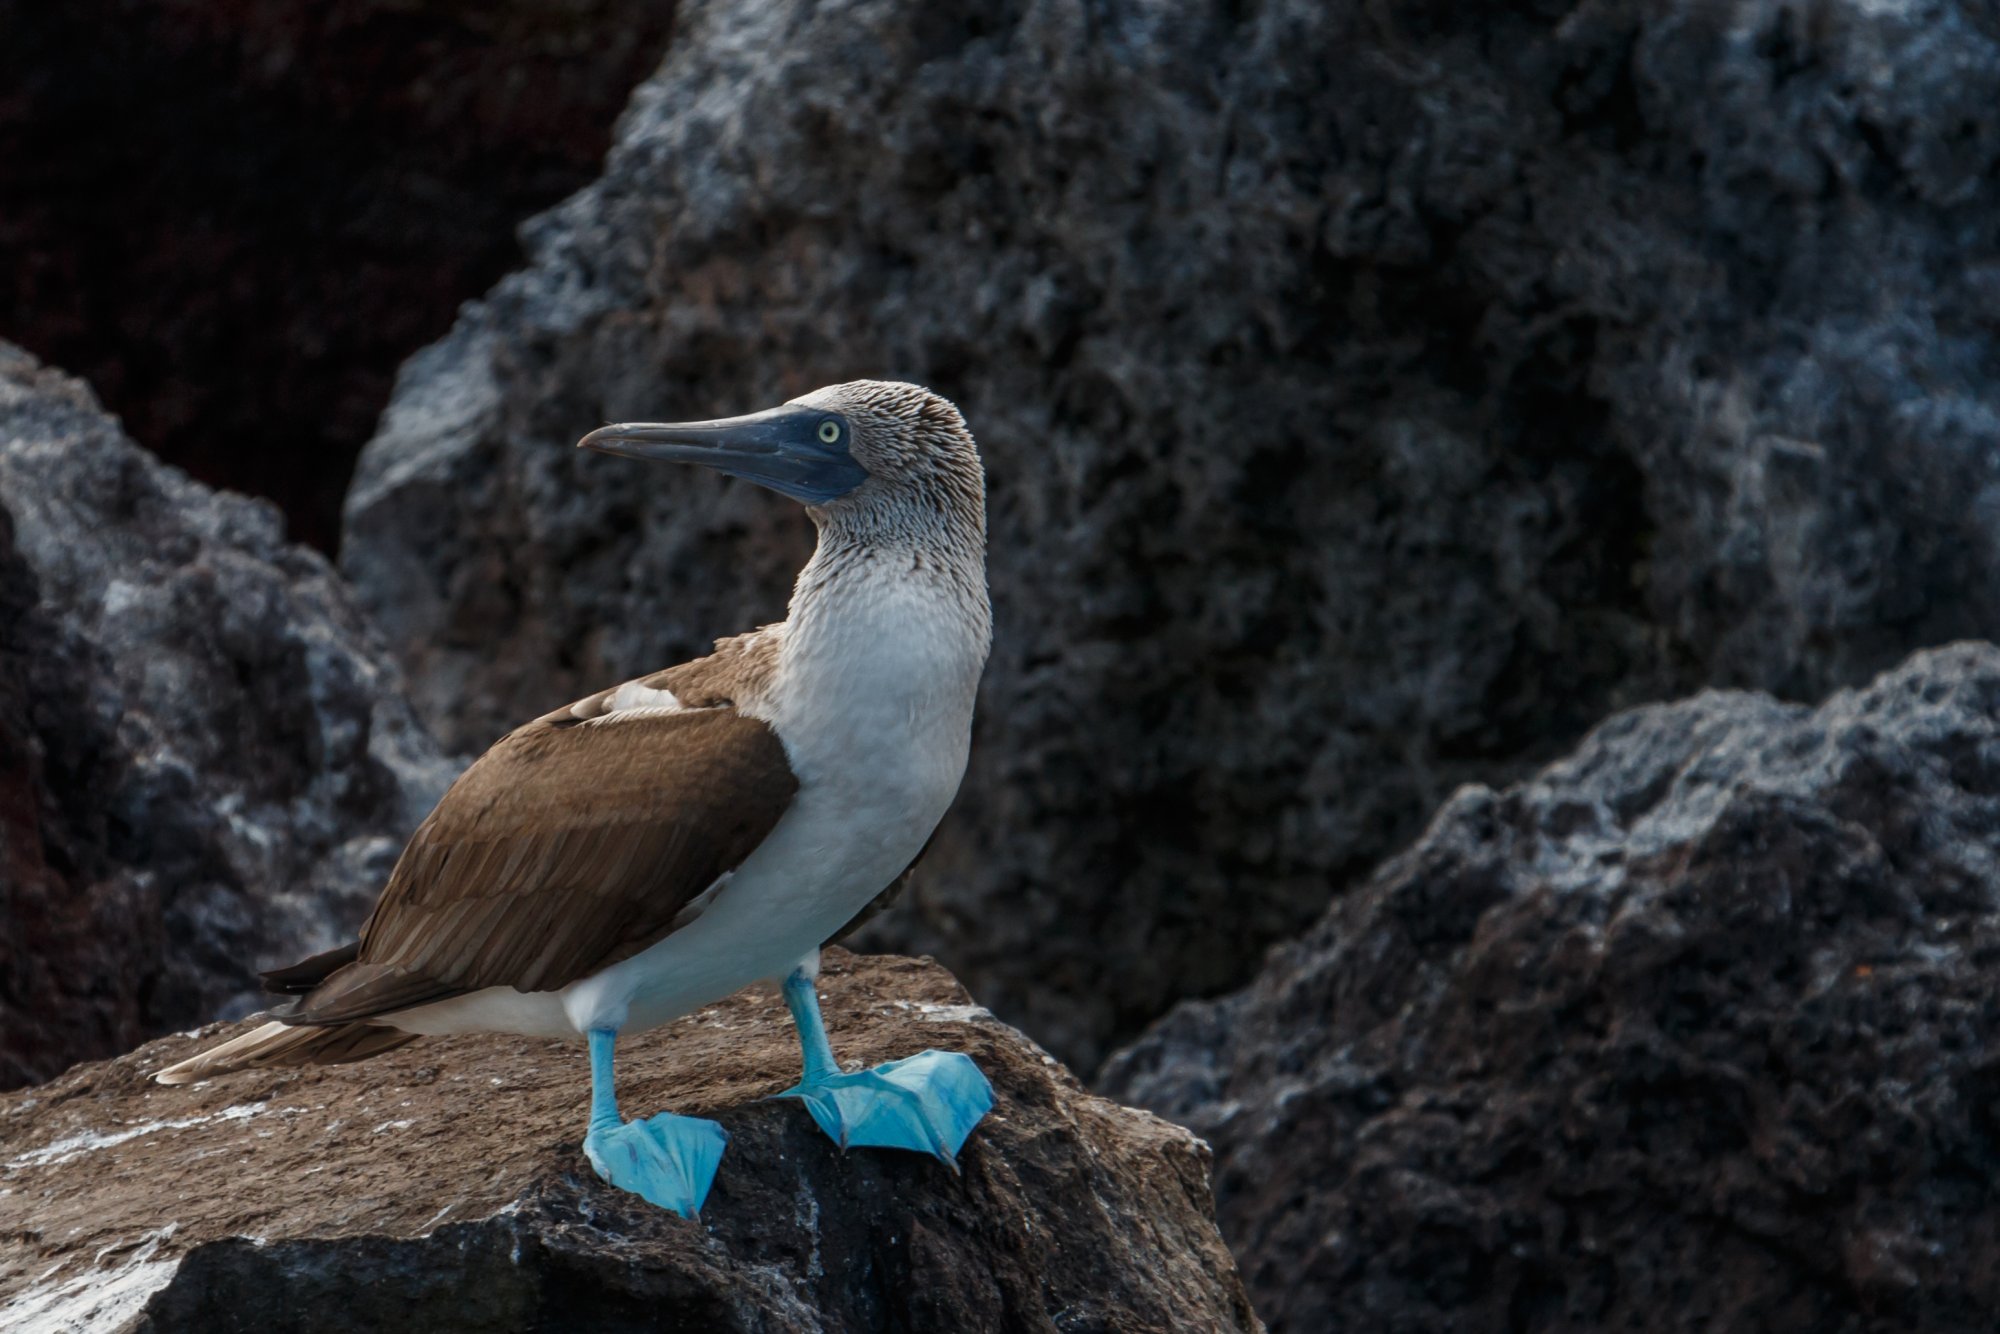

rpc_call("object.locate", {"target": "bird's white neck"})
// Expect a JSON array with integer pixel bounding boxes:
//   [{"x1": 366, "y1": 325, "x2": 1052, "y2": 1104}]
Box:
[{"x1": 771, "y1": 506, "x2": 990, "y2": 797}]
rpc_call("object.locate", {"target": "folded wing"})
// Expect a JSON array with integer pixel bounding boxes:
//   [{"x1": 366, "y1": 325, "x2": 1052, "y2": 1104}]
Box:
[{"x1": 284, "y1": 701, "x2": 797, "y2": 1025}]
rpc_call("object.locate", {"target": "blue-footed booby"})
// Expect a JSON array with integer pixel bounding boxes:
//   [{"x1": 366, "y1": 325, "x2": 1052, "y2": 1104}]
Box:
[{"x1": 157, "y1": 380, "x2": 995, "y2": 1216}]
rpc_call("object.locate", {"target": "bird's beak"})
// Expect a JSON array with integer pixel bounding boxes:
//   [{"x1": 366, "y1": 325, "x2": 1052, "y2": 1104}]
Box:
[{"x1": 578, "y1": 404, "x2": 867, "y2": 504}]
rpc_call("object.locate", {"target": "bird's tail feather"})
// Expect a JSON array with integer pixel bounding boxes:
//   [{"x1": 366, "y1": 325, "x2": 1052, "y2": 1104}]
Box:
[{"x1": 154, "y1": 1019, "x2": 418, "y2": 1085}]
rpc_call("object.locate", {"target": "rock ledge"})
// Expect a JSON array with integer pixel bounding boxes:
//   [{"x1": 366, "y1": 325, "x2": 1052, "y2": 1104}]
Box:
[{"x1": 1, "y1": 951, "x2": 1259, "y2": 1333}]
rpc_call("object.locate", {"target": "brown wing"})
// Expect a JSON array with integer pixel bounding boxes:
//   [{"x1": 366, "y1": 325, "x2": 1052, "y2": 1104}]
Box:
[
  {"x1": 287, "y1": 704, "x2": 796, "y2": 1025},
  {"x1": 261, "y1": 941, "x2": 359, "y2": 994}
]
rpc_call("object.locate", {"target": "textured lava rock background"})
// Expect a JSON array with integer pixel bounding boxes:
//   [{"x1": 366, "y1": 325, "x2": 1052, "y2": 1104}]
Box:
[
  {"x1": 0, "y1": 344, "x2": 451, "y2": 1089},
  {"x1": 0, "y1": 952, "x2": 1258, "y2": 1333},
  {"x1": 5, "y1": 1, "x2": 2000, "y2": 1328},
  {"x1": 0, "y1": 0, "x2": 675, "y2": 550},
  {"x1": 340, "y1": 0, "x2": 2000, "y2": 1070},
  {"x1": 1106, "y1": 644, "x2": 2000, "y2": 1332}
]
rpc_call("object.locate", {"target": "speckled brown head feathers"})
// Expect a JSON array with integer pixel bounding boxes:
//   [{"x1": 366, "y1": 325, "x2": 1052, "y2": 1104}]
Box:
[{"x1": 787, "y1": 381, "x2": 985, "y2": 542}]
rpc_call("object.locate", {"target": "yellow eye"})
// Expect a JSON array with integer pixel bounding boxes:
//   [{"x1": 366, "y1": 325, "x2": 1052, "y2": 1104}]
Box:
[{"x1": 817, "y1": 420, "x2": 842, "y2": 444}]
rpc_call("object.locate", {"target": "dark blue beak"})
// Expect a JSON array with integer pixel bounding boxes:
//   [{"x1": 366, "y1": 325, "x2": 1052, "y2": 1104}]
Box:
[{"x1": 579, "y1": 405, "x2": 868, "y2": 504}]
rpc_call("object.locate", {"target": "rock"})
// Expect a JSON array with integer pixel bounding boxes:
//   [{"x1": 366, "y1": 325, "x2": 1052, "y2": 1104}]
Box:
[
  {"x1": 0, "y1": 951, "x2": 1260, "y2": 1333},
  {"x1": 1103, "y1": 643, "x2": 2000, "y2": 1333},
  {"x1": 0, "y1": 487, "x2": 129, "y2": 1090},
  {"x1": 339, "y1": 0, "x2": 2000, "y2": 1070},
  {"x1": 0, "y1": 343, "x2": 453, "y2": 1089},
  {"x1": 0, "y1": 0, "x2": 675, "y2": 550}
]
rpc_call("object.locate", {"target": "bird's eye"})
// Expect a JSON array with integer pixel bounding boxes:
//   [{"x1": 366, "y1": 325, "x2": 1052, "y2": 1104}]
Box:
[{"x1": 817, "y1": 420, "x2": 842, "y2": 445}]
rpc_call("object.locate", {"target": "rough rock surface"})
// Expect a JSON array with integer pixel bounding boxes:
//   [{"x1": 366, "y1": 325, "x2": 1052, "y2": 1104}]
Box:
[
  {"x1": 0, "y1": 951, "x2": 1258, "y2": 1333},
  {"x1": 0, "y1": 343, "x2": 452, "y2": 1089},
  {"x1": 0, "y1": 0, "x2": 676, "y2": 550},
  {"x1": 1104, "y1": 643, "x2": 2000, "y2": 1333},
  {"x1": 341, "y1": 0, "x2": 2000, "y2": 1069}
]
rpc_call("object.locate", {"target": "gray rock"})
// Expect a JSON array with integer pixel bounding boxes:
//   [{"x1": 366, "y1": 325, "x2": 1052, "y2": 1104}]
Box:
[
  {"x1": 0, "y1": 343, "x2": 452, "y2": 1087},
  {"x1": 1104, "y1": 643, "x2": 2000, "y2": 1332},
  {"x1": 0, "y1": 951, "x2": 1261, "y2": 1333},
  {"x1": 343, "y1": 0, "x2": 2000, "y2": 1069}
]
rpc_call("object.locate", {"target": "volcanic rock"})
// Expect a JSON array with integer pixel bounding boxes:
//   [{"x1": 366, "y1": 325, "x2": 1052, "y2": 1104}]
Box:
[
  {"x1": 341, "y1": 0, "x2": 2000, "y2": 1069},
  {"x1": 1104, "y1": 643, "x2": 2000, "y2": 1332},
  {"x1": 0, "y1": 343, "x2": 452, "y2": 1089},
  {"x1": 0, "y1": 951, "x2": 1259, "y2": 1333}
]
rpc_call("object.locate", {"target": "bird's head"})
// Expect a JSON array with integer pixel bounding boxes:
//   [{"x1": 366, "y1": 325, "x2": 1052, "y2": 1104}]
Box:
[{"x1": 579, "y1": 380, "x2": 982, "y2": 534}]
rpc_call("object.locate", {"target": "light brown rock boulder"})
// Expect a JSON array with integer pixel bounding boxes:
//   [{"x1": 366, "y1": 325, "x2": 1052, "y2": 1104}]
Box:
[{"x1": 0, "y1": 951, "x2": 1260, "y2": 1333}]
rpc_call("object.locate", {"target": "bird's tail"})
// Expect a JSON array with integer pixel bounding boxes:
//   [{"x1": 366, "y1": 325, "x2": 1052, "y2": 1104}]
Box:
[{"x1": 154, "y1": 1019, "x2": 418, "y2": 1085}]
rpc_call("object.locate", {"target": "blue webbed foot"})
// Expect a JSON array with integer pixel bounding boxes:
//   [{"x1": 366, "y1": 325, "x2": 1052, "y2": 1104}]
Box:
[
  {"x1": 777, "y1": 960, "x2": 995, "y2": 1165},
  {"x1": 780, "y1": 1049, "x2": 995, "y2": 1165},
  {"x1": 583, "y1": 1110, "x2": 728, "y2": 1218},
  {"x1": 579, "y1": 1028, "x2": 727, "y2": 1217}
]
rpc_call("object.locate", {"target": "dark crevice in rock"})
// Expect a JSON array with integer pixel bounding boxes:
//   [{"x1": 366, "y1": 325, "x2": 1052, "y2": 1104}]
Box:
[{"x1": 0, "y1": 1, "x2": 677, "y2": 553}]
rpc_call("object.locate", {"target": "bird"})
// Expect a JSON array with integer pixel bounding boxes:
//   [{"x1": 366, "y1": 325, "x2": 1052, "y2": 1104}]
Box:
[{"x1": 156, "y1": 380, "x2": 996, "y2": 1217}]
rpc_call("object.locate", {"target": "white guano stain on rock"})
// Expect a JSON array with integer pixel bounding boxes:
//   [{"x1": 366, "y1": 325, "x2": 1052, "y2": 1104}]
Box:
[
  {"x1": 4, "y1": 1104, "x2": 268, "y2": 1171},
  {"x1": 0, "y1": 1225, "x2": 180, "y2": 1334},
  {"x1": 894, "y1": 1000, "x2": 993, "y2": 1024}
]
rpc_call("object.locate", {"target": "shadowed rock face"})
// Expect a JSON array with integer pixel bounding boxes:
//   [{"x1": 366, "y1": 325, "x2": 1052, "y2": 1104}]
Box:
[
  {"x1": 0, "y1": 344, "x2": 452, "y2": 1089},
  {"x1": 0, "y1": 0, "x2": 676, "y2": 552},
  {"x1": 0, "y1": 501, "x2": 137, "y2": 1090},
  {"x1": 340, "y1": 0, "x2": 2000, "y2": 1070},
  {"x1": 1104, "y1": 644, "x2": 2000, "y2": 1333},
  {"x1": 0, "y1": 952, "x2": 1260, "y2": 1333}
]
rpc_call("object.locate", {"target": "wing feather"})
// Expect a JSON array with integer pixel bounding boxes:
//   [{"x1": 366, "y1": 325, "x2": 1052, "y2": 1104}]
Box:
[{"x1": 290, "y1": 705, "x2": 796, "y2": 1024}]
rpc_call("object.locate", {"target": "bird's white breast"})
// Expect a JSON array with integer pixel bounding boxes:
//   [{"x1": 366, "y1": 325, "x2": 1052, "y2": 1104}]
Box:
[{"x1": 560, "y1": 581, "x2": 977, "y2": 1031}]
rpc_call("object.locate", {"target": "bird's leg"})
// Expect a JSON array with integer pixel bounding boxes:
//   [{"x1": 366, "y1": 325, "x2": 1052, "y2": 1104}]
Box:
[
  {"x1": 580, "y1": 1028, "x2": 729, "y2": 1217},
  {"x1": 774, "y1": 955, "x2": 994, "y2": 1166}
]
